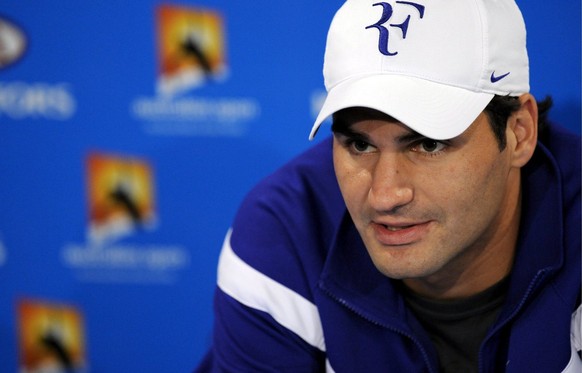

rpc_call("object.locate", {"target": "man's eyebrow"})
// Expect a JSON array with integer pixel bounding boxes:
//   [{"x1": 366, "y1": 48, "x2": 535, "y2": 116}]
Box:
[
  {"x1": 331, "y1": 120, "x2": 376, "y2": 147},
  {"x1": 395, "y1": 131, "x2": 427, "y2": 144},
  {"x1": 331, "y1": 117, "x2": 360, "y2": 137},
  {"x1": 332, "y1": 116, "x2": 428, "y2": 144}
]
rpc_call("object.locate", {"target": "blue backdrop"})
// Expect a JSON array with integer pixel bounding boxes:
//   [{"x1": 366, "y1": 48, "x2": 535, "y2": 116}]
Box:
[{"x1": 0, "y1": 1, "x2": 579, "y2": 372}]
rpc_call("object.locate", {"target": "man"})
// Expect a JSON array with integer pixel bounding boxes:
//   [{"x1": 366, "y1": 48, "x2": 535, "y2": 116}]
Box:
[{"x1": 196, "y1": 0, "x2": 581, "y2": 371}]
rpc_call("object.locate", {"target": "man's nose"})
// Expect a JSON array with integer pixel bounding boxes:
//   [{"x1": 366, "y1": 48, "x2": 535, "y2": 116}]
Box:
[{"x1": 367, "y1": 153, "x2": 414, "y2": 213}]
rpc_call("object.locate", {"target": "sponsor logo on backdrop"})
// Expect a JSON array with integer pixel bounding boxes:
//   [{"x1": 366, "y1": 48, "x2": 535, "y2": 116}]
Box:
[
  {"x1": 0, "y1": 16, "x2": 27, "y2": 69},
  {"x1": 17, "y1": 299, "x2": 88, "y2": 373},
  {"x1": 61, "y1": 152, "x2": 189, "y2": 284},
  {"x1": 0, "y1": 81, "x2": 76, "y2": 120},
  {"x1": 310, "y1": 89, "x2": 327, "y2": 121},
  {"x1": 86, "y1": 153, "x2": 158, "y2": 245},
  {"x1": 130, "y1": 4, "x2": 260, "y2": 136},
  {"x1": 0, "y1": 17, "x2": 77, "y2": 121},
  {"x1": 155, "y1": 4, "x2": 228, "y2": 96}
]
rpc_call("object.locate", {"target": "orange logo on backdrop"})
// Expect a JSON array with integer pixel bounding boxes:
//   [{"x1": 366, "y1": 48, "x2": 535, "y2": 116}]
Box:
[
  {"x1": 87, "y1": 153, "x2": 157, "y2": 243},
  {"x1": 156, "y1": 4, "x2": 227, "y2": 95},
  {"x1": 17, "y1": 299, "x2": 87, "y2": 372}
]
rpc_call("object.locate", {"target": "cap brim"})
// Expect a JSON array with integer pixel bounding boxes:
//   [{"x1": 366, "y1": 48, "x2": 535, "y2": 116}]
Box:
[{"x1": 309, "y1": 75, "x2": 494, "y2": 140}]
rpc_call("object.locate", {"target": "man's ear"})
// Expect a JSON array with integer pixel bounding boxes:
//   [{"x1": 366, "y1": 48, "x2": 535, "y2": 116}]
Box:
[{"x1": 507, "y1": 93, "x2": 538, "y2": 168}]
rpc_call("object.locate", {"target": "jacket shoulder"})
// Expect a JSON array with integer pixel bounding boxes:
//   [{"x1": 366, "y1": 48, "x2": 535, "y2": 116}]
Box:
[{"x1": 230, "y1": 137, "x2": 345, "y2": 295}]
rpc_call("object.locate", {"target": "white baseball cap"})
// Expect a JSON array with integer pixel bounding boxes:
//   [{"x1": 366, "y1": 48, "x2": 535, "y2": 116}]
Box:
[{"x1": 310, "y1": 0, "x2": 529, "y2": 140}]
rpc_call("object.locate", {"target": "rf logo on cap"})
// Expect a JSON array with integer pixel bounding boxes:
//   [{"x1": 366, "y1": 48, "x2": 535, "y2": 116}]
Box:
[{"x1": 365, "y1": 1, "x2": 425, "y2": 56}]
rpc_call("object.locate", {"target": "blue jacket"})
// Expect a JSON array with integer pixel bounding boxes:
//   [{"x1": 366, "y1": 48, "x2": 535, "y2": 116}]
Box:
[{"x1": 197, "y1": 124, "x2": 581, "y2": 372}]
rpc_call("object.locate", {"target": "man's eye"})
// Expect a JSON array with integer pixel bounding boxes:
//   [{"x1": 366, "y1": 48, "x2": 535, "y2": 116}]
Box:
[
  {"x1": 422, "y1": 140, "x2": 439, "y2": 152},
  {"x1": 415, "y1": 139, "x2": 447, "y2": 154},
  {"x1": 352, "y1": 140, "x2": 371, "y2": 152}
]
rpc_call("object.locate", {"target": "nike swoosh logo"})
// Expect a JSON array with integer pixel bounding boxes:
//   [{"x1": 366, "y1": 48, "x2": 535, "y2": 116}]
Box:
[{"x1": 490, "y1": 71, "x2": 510, "y2": 83}]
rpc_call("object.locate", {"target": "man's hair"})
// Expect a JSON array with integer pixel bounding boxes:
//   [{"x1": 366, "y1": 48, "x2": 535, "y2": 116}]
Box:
[
  {"x1": 484, "y1": 95, "x2": 553, "y2": 150},
  {"x1": 331, "y1": 96, "x2": 553, "y2": 150}
]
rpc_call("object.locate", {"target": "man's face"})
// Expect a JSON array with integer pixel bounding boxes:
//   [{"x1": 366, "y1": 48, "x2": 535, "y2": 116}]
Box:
[{"x1": 332, "y1": 108, "x2": 522, "y2": 296}]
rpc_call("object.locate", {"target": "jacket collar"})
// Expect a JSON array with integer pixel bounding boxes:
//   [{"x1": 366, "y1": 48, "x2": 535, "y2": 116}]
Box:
[{"x1": 500, "y1": 141, "x2": 565, "y2": 316}]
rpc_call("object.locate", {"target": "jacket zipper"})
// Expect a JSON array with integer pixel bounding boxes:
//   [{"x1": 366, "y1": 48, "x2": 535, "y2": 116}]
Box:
[
  {"x1": 322, "y1": 286, "x2": 438, "y2": 373},
  {"x1": 478, "y1": 268, "x2": 552, "y2": 373}
]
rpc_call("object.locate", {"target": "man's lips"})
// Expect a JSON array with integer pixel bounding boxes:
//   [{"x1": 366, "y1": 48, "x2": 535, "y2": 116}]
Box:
[{"x1": 371, "y1": 220, "x2": 431, "y2": 246}]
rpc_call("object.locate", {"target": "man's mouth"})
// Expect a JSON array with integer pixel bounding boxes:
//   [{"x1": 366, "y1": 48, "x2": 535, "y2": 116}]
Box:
[
  {"x1": 385, "y1": 225, "x2": 414, "y2": 232},
  {"x1": 372, "y1": 221, "x2": 431, "y2": 246}
]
